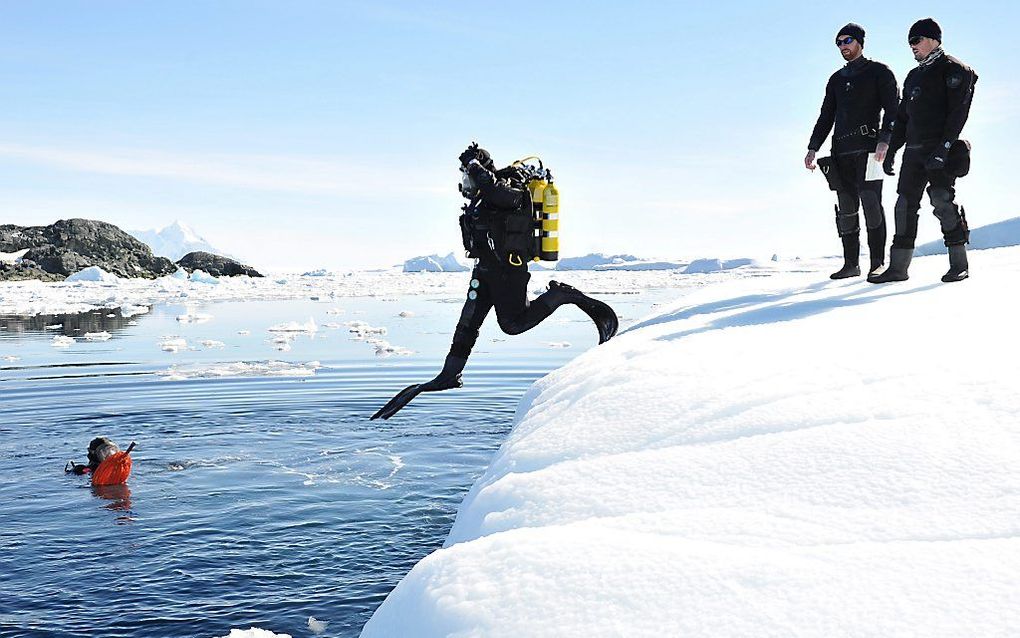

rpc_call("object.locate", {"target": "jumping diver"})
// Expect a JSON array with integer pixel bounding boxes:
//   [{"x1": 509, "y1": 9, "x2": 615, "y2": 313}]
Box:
[{"x1": 371, "y1": 144, "x2": 619, "y2": 420}]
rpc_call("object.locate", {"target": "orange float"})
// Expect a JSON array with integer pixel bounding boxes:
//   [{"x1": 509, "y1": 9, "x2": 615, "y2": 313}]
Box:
[{"x1": 91, "y1": 442, "x2": 135, "y2": 486}]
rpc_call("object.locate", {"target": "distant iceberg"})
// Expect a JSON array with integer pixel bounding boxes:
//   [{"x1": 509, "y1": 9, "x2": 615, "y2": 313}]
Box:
[
  {"x1": 129, "y1": 220, "x2": 231, "y2": 262},
  {"x1": 66, "y1": 266, "x2": 120, "y2": 283},
  {"x1": 594, "y1": 260, "x2": 685, "y2": 271},
  {"x1": 555, "y1": 253, "x2": 639, "y2": 271},
  {"x1": 403, "y1": 252, "x2": 469, "y2": 272},
  {"x1": 915, "y1": 215, "x2": 1020, "y2": 256},
  {"x1": 683, "y1": 257, "x2": 760, "y2": 274}
]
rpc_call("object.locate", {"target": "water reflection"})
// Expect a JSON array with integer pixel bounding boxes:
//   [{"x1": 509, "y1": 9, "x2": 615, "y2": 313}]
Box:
[
  {"x1": 0, "y1": 306, "x2": 150, "y2": 338},
  {"x1": 92, "y1": 483, "x2": 134, "y2": 522}
]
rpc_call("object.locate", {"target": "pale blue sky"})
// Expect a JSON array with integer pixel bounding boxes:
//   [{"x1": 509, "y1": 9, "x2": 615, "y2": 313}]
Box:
[{"x1": 1, "y1": 2, "x2": 1015, "y2": 269}]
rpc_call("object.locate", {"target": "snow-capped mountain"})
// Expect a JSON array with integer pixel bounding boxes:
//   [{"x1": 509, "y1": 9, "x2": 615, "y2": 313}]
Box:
[{"x1": 128, "y1": 221, "x2": 228, "y2": 261}]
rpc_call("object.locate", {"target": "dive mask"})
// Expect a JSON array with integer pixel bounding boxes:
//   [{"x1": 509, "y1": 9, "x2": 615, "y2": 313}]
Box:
[{"x1": 458, "y1": 166, "x2": 478, "y2": 199}]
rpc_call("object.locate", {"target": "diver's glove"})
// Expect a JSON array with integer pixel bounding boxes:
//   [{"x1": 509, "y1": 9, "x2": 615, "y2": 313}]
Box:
[
  {"x1": 925, "y1": 149, "x2": 947, "y2": 171},
  {"x1": 370, "y1": 356, "x2": 466, "y2": 420},
  {"x1": 882, "y1": 150, "x2": 898, "y2": 176},
  {"x1": 459, "y1": 143, "x2": 480, "y2": 167}
]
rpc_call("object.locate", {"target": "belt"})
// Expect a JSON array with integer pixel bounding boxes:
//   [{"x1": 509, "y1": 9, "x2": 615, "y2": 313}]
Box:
[{"x1": 833, "y1": 124, "x2": 877, "y2": 143}]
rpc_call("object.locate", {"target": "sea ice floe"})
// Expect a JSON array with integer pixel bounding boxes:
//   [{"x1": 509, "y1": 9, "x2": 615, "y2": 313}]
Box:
[
  {"x1": 84, "y1": 331, "x2": 112, "y2": 341},
  {"x1": 119, "y1": 305, "x2": 150, "y2": 317},
  {"x1": 217, "y1": 628, "x2": 290, "y2": 638},
  {"x1": 398, "y1": 311, "x2": 415, "y2": 317},
  {"x1": 188, "y1": 269, "x2": 220, "y2": 285},
  {"x1": 238, "y1": 330, "x2": 251, "y2": 336},
  {"x1": 2, "y1": 355, "x2": 20, "y2": 362},
  {"x1": 200, "y1": 340, "x2": 225, "y2": 348},
  {"x1": 159, "y1": 337, "x2": 187, "y2": 353},
  {"x1": 45, "y1": 324, "x2": 63, "y2": 330},
  {"x1": 307, "y1": 616, "x2": 329, "y2": 635},
  {"x1": 325, "y1": 308, "x2": 345, "y2": 315},
  {"x1": 268, "y1": 318, "x2": 317, "y2": 333},
  {"x1": 366, "y1": 339, "x2": 413, "y2": 356},
  {"x1": 158, "y1": 360, "x2": 322, "y2": 381},
  {"x1": 177, "y1": 308, "x2": 213, "y2": 323},
  {"x1": 347, "y1": 320, "x2": 387, "y2": 337},
  {"x1": 51, "y1": 335, "x2": 74, "y2": 347},
  {"x1": 546, "y1": 341, "x2": 572, "y2": 348}
]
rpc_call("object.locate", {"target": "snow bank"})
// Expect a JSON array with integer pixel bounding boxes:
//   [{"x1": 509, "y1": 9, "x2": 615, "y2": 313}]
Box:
[
  {"x1": 66, "y1": 266, "x2": 119, "y2": 282},
  {"x1": 403, "y1": 252, "x2": 470, "y2": 272},
  {"x1": 916, "y1": 215, "x2": 1020, "y2": 256},
  {"x1": 593, "y1": 259, "x2": 685, "y2": 271},
  {"x1": 362, "y1": 246, "x2": 1020, "y2": 637}
]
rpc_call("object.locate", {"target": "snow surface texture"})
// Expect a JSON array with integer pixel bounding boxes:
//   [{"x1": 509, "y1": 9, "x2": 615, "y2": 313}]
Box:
[
  {"x1": 128, "y1": 220, "x2": 229, "y2": 261},
  {"x1": 362, "y1": 246, "x2": 1020, "y2": 638},
  {"x1": 915, "y1": 214, "x2": 1020, "y2": 256},
  {"x1": 403, "y1": 252, "x2": 470, "y2": 272}
]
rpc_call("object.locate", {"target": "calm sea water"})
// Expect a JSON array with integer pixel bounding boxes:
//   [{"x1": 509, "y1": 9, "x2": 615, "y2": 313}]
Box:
[{"x1": 0, "y1": 288, "x2": 668, "y2": 638}]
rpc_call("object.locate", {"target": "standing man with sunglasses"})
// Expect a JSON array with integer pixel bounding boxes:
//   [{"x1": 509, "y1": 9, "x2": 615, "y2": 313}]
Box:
[
  {"x1": 806, "y1": 23, "x2": 899, "y2": 280},
  {"x1": 871, "y1": 18, "x2": 978, "y2": 283}
]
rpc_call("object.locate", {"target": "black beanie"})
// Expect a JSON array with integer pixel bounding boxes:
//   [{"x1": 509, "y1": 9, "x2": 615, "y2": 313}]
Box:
[
  {"x1": 909, "y1": 18, "x2": 942, "y2": 42},
  {"x1": 837, "y1": 23, "x2": 865, "y2": 45}
]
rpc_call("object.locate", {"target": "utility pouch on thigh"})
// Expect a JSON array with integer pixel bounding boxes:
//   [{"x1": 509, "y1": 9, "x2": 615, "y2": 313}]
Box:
[
  {"x1": 817, "y1": 156, "x2": 844, "y2": 191},
  {"x1": 946, "y1": 139, "x2": 972, "y2": 177}
]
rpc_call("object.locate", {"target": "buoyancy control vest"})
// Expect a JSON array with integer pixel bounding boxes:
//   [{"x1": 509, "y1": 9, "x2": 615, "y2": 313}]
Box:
[{"x1": 459, "y1": 157, "x2": 560, "y2": 267}]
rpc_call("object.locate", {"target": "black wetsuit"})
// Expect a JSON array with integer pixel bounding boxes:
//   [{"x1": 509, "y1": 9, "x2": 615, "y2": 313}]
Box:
[
  {"x1": 809, "y1": 56, "x2": 899, "y2": 267},
  {"x1": 448, "y1": 164, "x2": 556, "y2": 359},
  {"x1": 881, "y1": 49, "x2": 977, "y2": 249}
]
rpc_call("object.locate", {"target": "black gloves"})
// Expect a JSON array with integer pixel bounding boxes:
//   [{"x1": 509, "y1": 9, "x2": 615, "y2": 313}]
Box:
[
  {"x1": 459, "y1": 143, "x2": 480, "y2": 166},
  {"x1": 882, "y1": 150, "x2": 897, "y2": 176}
]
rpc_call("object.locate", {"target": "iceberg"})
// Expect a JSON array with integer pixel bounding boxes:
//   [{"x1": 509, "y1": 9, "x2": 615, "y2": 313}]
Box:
[
  {"x1": 66, "y1": 266, "x2": 120, "y2": 283},
  {"x1": 403, "y1": 252, "x2": 470, "y2": 273}
]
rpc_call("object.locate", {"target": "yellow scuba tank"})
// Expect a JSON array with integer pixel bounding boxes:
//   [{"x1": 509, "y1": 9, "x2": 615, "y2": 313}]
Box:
[
  {"x1": 512, "y1": 156, "x2": 560, "y2": 263},
  {"x1": 540, "y1": 172, "x2": 559, "y2": 261}
]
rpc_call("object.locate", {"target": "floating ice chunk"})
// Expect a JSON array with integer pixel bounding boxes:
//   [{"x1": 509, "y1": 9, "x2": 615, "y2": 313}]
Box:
[
  {"x1": 45, "y1": 324, "x2": 63, "y2": 330},
  {"x1": 200, "y1": 340, "x2": 225, "y2": 348},
  {"x1": 119, "y1": 305, "x2": 150, "y2": 317},
  {"x1": 52, "y1": 335, "x2": 74, "y2": 347},
  {"x1": 302, "y1": 268, "x2": 330, "y2": 277},
  {"x1": 2, "y1": 355, "x2": 19, "y2": 362},
  {"x1": 160, "y1": 337, "x2": 187, "y2": 353},
  {"x1": 347, "y1": 320, "x2": 386, "y2": 337},
  {"x1": 66, "y1": 266, "x2": 120, "y2": 282},
  {"x1": 177, "y1": 309, "x2": 213, "y2": 323},
  {"x1": 238, "y1": 330, "x2": 251, "y2": 336},
  {"x1": 398, "y1": 311, "x2": 415, "y2": 318},
  {"x1": 546, "y1": 341, "x2": 572, "y2": 348},
  {"x1": 323, "y1": 322, "x2": 343, "y2": 329},
  {"x1": 307, "y1": 616, "x2": 329, "y2": 634},
  {"x1": 325, "y1": 308, "x2": 345, "y2": 315},
  {"x1": 84, "y1": 331, "x2": 112, "y2": 341},
  {"x1": 169, "y1": 268, "x2": 189, "y2": 280},
  {"x1": 217, "y1": 629, "x2": 291, "y2": 638},
  {"x1": 106, "y1": 313, "x2": 116, "y2": 317},
  {"x1": 268, "y1": 318, "x2": 317, "y2": 333},
  {"x1": 370, "y1": 340, "x2": 413, "y2": 356},
  {"x1": 188, "y1": 269, "x2": 220, "y2": 284}
]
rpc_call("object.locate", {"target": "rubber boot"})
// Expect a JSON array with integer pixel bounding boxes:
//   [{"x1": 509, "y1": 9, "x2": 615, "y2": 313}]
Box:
[
  {"x1": 829, "y1": 235, "x2": 861, "y2": 279},
  {"x1": 868, "y1": 248, "x2": 912, "y2": 283},
  {"x1": 546, "y1": 281, "x2": 619, "y2": 344},
  {"x1": 941, "y1": 244, "x2": 969, "y2": 283}
]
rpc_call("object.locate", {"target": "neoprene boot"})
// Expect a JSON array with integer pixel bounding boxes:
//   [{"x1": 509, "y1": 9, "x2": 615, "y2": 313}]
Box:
[
  {"x1": 941, "y1": 244, "x2": 969, "y2": 283},
  {"x1": 545, "y1": 281, "x2": 619, "y2": 344},
  {"x1": 868, "y1": 248, "x2": 912, "y2": 283},
  {"x1": 830, "y1": 235, "x2": 861, "y2": 279},
  {"x1": 866, "y1": 223, "x2": 886, "y2": 276},
  {"x1": 423, "y1": 355, "x2": 466, "y2": 390}
]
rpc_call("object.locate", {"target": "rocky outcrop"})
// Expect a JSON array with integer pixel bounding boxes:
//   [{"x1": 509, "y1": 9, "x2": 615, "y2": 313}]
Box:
[
  {"x1": 176, "y1": 251, "x2": 263, "y2": 277},
  {"x1": 0, "y1": 219, "x2": 177, "y2": 280}
]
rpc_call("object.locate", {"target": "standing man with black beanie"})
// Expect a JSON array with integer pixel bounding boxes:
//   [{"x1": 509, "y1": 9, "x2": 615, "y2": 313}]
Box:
[
  {"x1": 871, "y1": 18, "x2": 978, "y2": 283},
  {"x1": 806, "y1": 23, "x2": 899, "y2": 280}
]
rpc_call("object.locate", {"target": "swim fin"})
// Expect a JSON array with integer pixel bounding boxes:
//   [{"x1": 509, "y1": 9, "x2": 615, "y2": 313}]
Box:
[{"x1": 371, "y1": 357, "x2": 466, "y2": 420}]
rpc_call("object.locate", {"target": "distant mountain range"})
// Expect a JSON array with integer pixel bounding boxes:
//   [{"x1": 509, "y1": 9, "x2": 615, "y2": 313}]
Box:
[{"x1": 128, "y1": 221, "x2": 230, "y2": 262}]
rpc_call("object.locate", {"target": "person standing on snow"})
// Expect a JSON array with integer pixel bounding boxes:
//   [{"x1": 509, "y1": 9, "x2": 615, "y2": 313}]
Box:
[
  {"x1": 371, "y1": 144, "x2": 618, "y2": 420},
  {"x1": 871, "y1": 18, "x2": 978, "y2": 283},
  {"x1": 805, "y1": 22, "x2": 899, "y2": 280}
]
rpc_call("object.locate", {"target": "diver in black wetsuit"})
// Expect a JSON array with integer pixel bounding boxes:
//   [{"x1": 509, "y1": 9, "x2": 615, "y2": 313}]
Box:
[{"x1": 371, "y1": 144, "x2": 618, "y2": 420}]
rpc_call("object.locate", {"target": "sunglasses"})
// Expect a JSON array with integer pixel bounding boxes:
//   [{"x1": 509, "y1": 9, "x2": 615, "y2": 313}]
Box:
[
  {"x1": 908, "y1": 36, "x2": 924, "y2": 46},
  {"x1": 835, "y1": 36, "x2": 855, "y2": 46}
]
